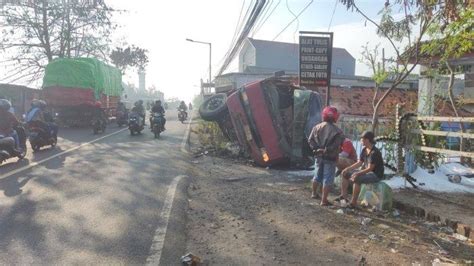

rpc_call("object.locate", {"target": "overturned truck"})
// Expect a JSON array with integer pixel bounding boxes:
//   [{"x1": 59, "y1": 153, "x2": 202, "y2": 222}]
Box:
[
  {"x1": 42, "y1": 58, "x2": 123, "y2": 127},
  {"x1": 199, "y1": 77, "x2": 323, "y2": 167}
]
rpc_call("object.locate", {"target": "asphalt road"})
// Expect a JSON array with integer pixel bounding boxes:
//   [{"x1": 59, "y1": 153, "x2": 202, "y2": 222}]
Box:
[{"x1": 0, "y1": 111, "x2": 191, "y2": 264}]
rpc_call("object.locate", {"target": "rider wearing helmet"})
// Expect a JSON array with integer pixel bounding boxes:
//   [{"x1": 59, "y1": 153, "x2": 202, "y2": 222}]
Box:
[
  {"x1": 0, "y1": 99, "x2": 21, "y2": 154},
  {"x1": 308, "y1": 106, "x2": 345, "y2": 206},
  {"x1": 178, "y1": 100, "x2": 188, "y2": 121},
  {"x1": 178, "y1": 100, "x2": 188, "y2": 112},
  {"x1": 26, "y1": 100, "x2": 58, "y2": 138},
  {"x1": 150, "y1": 100, "x2": 166, "y2": 130},
  {"x1": 131, "y1": 100, "x2": 146, "y2": 125},
  {"x1": 92, "y1": 101, "x2": 108, "y2": 126},
  {"x1": 117, "y1": 101, "x2": 127, "y2": 113}
]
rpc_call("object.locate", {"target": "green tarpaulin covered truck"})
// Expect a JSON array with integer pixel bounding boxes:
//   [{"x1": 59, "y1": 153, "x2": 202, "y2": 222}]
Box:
[{"x1": 42, "y1": 58, "x2": 123, "y2": 127}]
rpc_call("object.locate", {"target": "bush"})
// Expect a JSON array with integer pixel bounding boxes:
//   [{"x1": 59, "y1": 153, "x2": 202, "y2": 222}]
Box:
[{"x1": 192, "y1": 120, "x2": 234, "y2": 154}]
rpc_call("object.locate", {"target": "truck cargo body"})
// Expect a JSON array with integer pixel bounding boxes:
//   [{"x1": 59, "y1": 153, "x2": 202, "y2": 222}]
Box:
[{"x1": 42, "y1": 58, "x2": 123, "y2": 127}]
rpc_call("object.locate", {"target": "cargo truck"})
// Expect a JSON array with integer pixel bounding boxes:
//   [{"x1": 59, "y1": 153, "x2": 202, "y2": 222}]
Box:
[{"x1": 42, "y1": 58, "x2": 123, "y2": 127}]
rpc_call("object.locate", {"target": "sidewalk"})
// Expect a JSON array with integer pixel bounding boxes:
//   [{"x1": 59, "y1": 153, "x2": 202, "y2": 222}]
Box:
[{"x1": 184, "y1": 127, "x2": 474, "y2": 265}]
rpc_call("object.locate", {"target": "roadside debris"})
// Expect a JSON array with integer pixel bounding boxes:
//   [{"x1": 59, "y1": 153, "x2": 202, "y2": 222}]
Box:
[
  {"x1": 448, "y1": 175, "x2": 462, "y2": 184},
  {"x1": 336, "y1": 209, "x2": 345, "y2": 214},
  {"x1": 392, "y1": 209, "x2": 400, "y2": 217},
  {"x1": 377, "y1": 224, "x2": 390, "y2": 230},
  {"x1": 452, "y1": 233, "x2": 468, "y2": 241},
  {"x1": 358, "y1": 256, "x2": 367, "y2": 266},
  {"x1": 360, "y1": 217, "x2": 373, "y2": 226},
  {"x1": 219, "y1": 177, "x2": 248, "y2": 182},
  {"x1": 181, "y1": 253, "x2": 202, "y2": 266}
]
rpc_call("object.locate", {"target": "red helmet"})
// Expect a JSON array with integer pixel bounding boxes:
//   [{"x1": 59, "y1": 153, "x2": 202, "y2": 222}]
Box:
[
  {"x1": 94, "y1": 101, "x2": 102, "y2": 108},
  {"x1": 322, "y1": 106, "x2": 339, "y2": 122}
]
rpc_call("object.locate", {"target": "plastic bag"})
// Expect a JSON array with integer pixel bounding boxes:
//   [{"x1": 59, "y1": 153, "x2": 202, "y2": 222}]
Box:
[{"x1": 358, "y1": 182, "x2": 393, "y2": 211}]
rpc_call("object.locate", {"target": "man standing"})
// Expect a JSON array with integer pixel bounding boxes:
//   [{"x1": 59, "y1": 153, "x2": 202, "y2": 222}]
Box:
[
  {"x1": 339, "y1": 131, "x2": 384, "y2": 208},
  {"x1": 308, "y1": 106, "x2": 345, "y2": 206}
]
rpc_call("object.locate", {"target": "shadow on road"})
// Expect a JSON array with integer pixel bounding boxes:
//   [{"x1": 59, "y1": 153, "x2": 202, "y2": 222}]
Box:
[{"x1": 0, "y1": 175, "x2": 34, "y2": 197}]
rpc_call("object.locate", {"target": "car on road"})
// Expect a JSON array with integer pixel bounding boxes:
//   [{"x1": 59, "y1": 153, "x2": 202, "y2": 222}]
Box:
[{"x1": 199, "y1": 77, "x2": 323, "y2": 166}]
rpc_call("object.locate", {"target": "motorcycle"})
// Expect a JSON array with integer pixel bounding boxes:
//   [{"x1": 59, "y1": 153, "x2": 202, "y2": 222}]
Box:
[
  {"x1": 28, "y1": 122, "x2": 58, "y2": 152},
  {"x1": 151, "y1": 112, "x2": 165, "y2": 138},
  {"x1": 0, "y1": 125, "x2": 27, "y2": 165},
  {"x1": 178, "y1": 109, "x2": 187, "y2": 124},
  {"x1": 116, "y1": 110, "x2": 128, "y2": 127},
  {"x1": 129, "y1": 112, "x2": 144, "y2": 136},
  {"x1": 92, "y1": 118, "x2": 106, "y2": 135}
]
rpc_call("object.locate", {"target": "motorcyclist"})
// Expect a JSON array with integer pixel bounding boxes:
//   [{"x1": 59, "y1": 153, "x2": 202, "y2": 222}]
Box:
[
  {"x1": 92, "y1": 101, "x2": 108, "y2": 126},
  {"x1": 0, "y1": 99, "x2": 21, "y2": 154},
  {"x1": 117, "y1": 101, "x2": 127, "y2": 113},
  {"x1": 178, "y1": 101, "x2": 188, "y2": 118},
  {"x1": 131, "y1": 100, "x2": 146, "y2": 126},
  {"x1": 26, "y1": 100, "x2": 58, "y2": 139},
  {"x1": 150, "y1": 100, "x2": 166, "y2": 130},
  {"x1": 0, "y1": 95, "x2": 15, "y2": 114}
]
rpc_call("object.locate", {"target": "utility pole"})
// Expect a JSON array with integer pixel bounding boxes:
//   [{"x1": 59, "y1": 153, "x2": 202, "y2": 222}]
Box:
[{"x1": 186, "y1": 38, "x2": 212, "y2": 95}]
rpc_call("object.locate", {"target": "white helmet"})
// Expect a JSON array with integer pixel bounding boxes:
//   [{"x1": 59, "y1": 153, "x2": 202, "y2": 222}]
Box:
[{"x1": 0, "y1": 99, "x2": 12, "y2": 111}]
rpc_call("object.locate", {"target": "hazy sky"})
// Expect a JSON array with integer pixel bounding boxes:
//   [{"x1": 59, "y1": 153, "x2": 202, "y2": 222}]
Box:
[
  {"x1": 1, "y1": 0, "x2": 398, "y2": 102},
  {"x1": 109, "y1": 0, "x2": 395, "y2": 102}
]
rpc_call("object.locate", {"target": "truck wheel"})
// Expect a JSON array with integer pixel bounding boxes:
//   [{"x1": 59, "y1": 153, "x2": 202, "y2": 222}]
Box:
[{"x1": 199, "y1": 93, "x2": 228, "y2": 121}]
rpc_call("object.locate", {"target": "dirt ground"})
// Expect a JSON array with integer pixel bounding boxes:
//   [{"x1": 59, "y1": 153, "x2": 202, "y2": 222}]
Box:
[
  {"x1": 184, "y1": 154, "x2": 474, "y2": 265},
  {"x1": 393, "y1": 189, "x2": 474, "y2": 232}
]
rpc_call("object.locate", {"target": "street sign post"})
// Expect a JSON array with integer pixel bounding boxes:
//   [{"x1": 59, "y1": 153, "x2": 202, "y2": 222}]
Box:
[{"x1": 299, "y1": 31, "x2": 333, "y2": 105}]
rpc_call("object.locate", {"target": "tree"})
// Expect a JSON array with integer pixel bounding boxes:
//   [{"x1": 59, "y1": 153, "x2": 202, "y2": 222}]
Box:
[
  {"x1": 110, "y1": 45, "x2": 149, "y2": 74},
  {"x1": 421, "y1": 8, "x2": 473, "y2": 161},
  {"x1": 339, "y1": 0, "x2": 471, "y2": 132},
  {"x1": 0, "y1": 0, "x2": 116, "y2": 83}
]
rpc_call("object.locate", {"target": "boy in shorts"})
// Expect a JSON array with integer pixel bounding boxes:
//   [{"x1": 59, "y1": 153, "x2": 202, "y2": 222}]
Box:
[{"x1": 337, "y1": 131, "x2": 384, "y2": 208}]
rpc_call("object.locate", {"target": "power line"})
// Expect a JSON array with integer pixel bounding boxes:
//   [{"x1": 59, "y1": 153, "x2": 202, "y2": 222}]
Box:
[
  {"x1": 272, "y1": 0, "x2": 314, "y2": 41},
  {"x1": 217, "y1": 0, "x2": 267, "y2": 76},
  {"x1": 251, "y1": 0, "x2": 281, "y2": 37},
  {"x1": 327, "y1": 0, "x2": 338, "y2": 31},
  {"x1": 286, "y1": 0, "x2": 299, "y2": 45},
  {"x1": 217, "y1": 0, "x2": 254, "y2": 70},
  {"x1": 250, "y1": 0, "x2": 272, "y2": 37}
]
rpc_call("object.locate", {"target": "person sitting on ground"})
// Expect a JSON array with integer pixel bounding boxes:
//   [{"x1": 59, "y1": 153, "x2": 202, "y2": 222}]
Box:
[
  {"x1": 337, "y1": 138, "x2": 357, "y2": 174},
  {"x1": 0, "y1": 99, "x2": 21, "y2": 154},
  {"x1": 308, "y1": 106, "x2": 345, "y2": 206},
  {"x1": 338, "y1": 131, "x2": 384, "y2": 208}
]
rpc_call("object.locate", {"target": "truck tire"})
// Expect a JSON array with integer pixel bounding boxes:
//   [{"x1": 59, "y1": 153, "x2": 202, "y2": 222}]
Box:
[{"x1": 199, "y1": 93, "x2": 228, "y2": 121}]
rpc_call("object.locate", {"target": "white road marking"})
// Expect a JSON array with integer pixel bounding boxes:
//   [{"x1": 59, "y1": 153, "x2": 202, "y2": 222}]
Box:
[
  {"x1": 0, "y1": 128, "x2": 128, "y2": 179},
  {"x1": 146, "y1": 175, "x2": 184, "y2": 266},
  {"x1": 180, "y1": 113, "x2": 194, "y2": 153}
]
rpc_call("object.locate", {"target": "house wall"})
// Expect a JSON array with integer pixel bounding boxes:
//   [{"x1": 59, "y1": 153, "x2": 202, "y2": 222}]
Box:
[
  {"x1": 239, "y1": 42, "x2": 256, "y2": 72},
  {"x1": 256, "y1": 47, "x2": 299, "y2": 73},
  {"x1": 332, "y1": 53, "x2": 356, "y2": 76}
]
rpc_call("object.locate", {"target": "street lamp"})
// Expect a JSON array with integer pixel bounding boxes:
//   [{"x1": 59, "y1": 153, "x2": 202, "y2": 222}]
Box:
[{"x1": 186, "y1": 38, "x2": 212, "y2": 95}]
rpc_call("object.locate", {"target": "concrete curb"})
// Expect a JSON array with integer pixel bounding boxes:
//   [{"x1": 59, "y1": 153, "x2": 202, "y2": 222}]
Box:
[
  {"x1": 180, "y1": 112, "x2": 195, "y2": 154},
  {"x1": 156, "y1": 175, "x2": 190, "y2": 266},
  {"x1": 393, "y1": 199, "x2": 474, "y2": 240}
]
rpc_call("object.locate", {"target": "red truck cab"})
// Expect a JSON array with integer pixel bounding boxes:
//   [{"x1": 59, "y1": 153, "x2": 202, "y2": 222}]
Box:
[{"x1": 200, "y1": 77, "x2": 322, "y2": 167}]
